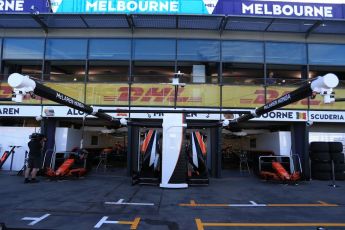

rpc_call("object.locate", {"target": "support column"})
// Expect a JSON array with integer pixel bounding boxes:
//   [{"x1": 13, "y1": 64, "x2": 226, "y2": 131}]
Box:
[
  {"x1": 41, "y1": 118, "x2": 56, "y2": 168},
  {"x1": 291, "y1": 122, "x2": 310, "y2": 180},
  {"x1": 127, "y1": 125, "x2": 139, "y2": 177},
  {"x1": 210, "y1": 126, "x2": 222, "y2": 178}
]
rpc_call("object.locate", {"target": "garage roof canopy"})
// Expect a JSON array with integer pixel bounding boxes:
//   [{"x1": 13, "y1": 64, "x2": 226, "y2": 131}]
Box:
[{"x1": 0, "y1": 13, "x2": 344, "y2": 35}]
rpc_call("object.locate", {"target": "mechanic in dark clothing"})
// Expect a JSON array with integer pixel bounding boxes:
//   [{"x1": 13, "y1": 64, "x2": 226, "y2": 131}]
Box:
[{"x1": 24, "y1": 133, "x2": 46, "y2": 183}]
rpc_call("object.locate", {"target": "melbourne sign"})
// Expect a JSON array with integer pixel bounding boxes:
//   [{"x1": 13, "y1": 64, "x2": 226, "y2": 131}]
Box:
[
  {"x1": 50, "y1": 0, "x2": 345, "y2": 19},
  {"x1": 50, "y1": 0, "x2": 210, "y2": 14},
  {"x1": 0, "y1": 0, "x2": 51, "y2": 13},
  {"x1": 231, "y1": 0, "x2": 344, "y2": 18}
]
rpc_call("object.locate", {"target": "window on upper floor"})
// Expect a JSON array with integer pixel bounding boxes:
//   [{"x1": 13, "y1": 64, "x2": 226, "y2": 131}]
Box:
[
  {"x1": 222, "y1": 41, "x2": 264, "y2": 63},
  {"x1": 44, "y1": 60, "x2": 86, "y2": 82},
  {"x1": 222, "y1": 63, "x2": 264, "y2": 85},
  {"x1": 132, "y1": 61, "x2": 175, "y2": 83},
  {"x1": 308, "y1": 44, "x2": 345, "y2": 66},
  {"x1": 266, "y1": 42, "x2": 306, "y2": 65},
  {"x1": 177, "y1": 39, "x2": 220, "y2": 62},
  {"x1": 2, "y1": 38, "x2": 44, "y2": 60},
  {"x1": 177, "y1": 61, "x2": 219, "y2": 84},
  {"x1": 266, "y1": 64, "x2": 307, "y2": 86},
  {"x1": 1, "y1": 60, "x2": 42, "y2": 81},
  {"x1": 134, "y1": 39, "x2": 176, "y2": 61},
  {"x1": 46, "y1": 39, "x2": 87, "y2": 60},
  {"x1": 88, "y1": 60, "x2": 129, "y2": 82},
  {"x1": 89, "y1": 39, "x2": 131, "y2": 60}
]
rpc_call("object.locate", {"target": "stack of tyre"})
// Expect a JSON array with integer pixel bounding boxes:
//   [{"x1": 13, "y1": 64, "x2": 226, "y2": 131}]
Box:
[{"x1": 310, "y1": 142, "x2": 345, "y2": 181}]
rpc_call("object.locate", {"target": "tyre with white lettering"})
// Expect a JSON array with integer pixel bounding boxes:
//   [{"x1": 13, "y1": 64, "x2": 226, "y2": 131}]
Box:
[
  {"x1": 310, "y1": 142, "x2": 329, "y2": 153},
  {"x1": 310, "y1": 152, "x2": 331, "y2": 162},
  {"x1": 331, "y1": 153, "x2": 345, "y2": 163},
  {"x1": 311, "y1": 162, "x2": 332, "y2": 172},
  {"x1": 312, "y1": 172, "x2": 332, "y2": 180},
  {"x1": 329, "y1": 142, "x2": 343, "y2": 153}
]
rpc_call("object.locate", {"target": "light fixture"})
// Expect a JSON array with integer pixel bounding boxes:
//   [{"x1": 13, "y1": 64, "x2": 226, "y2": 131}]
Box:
[{"x1": 73, "y1": 78, "x2": 77, "y2": 81}]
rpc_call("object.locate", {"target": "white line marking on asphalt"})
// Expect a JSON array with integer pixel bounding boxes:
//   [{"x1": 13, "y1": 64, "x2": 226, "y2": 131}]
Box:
[
  {"x1": 229, "y1": 201, "x2": 267, "y2": 207},
  {"x1": 105, "y1": 199, "x2": 154, "y2": 206},
  {"x1": 21, "y1": 213, "x2": 50, "y2": 226},
  {"x1": 94, "y1": 216, "x2": 119, "y2": 228}
]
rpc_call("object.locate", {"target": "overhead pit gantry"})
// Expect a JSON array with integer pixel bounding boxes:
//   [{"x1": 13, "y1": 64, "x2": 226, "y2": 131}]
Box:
[
  {"x1": 7, "y1": 73, "x2": 126, "y2": 127},
  {"x1": 4, "y1": 72, "x2": 340, "y2": 188},
  {"x1": 227, "y1": 73, "x2": 338, "y2": 125},
  {"x1": 5, "y1": 72, "x2": 339, "y2": 127}
]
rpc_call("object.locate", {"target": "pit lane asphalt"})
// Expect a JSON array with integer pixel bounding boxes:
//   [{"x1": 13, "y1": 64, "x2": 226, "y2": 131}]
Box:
[{"x1": 0, "y1": 170, "x2": 345, "y2": 230}]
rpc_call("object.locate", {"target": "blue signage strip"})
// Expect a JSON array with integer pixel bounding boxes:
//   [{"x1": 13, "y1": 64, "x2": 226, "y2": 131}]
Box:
[
  {"x1": 51, "y1": 0, "x2": 345, "y2": 19},
  {"x1": 3, "y1": 0, "x2": 345, "y2": 20},
  {"x1": 51, "y1": 0, "x2": 210, "y2": 14},
  {"x1": 0, "y1": 0, "x2": 51, "y2": 13},
  {"x1": 233, "y1": 0, "x2": 344, "y2": 19}
]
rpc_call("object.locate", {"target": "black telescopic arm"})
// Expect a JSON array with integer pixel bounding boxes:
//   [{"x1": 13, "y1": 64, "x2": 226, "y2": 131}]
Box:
[
  {"x1": 33, "y1": 82, "x2": 120, "y2": 126},
  {"x1": 335, "y1": 98, "x2": 345, "y2": 102},
  {"x1": 0, "y1": 98, "x2": 12, "y2": 101},
  {"x1": 231, "y1": 83, "x2": 313, "y2": 124},
  {"x1": 34, "y1": 83, "x2": 92, "y2": 113}
]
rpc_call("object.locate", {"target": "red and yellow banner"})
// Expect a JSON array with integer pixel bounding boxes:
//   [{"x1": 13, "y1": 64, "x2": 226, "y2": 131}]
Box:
[
  {"x1": 1, "y1": 82, "x2": 345, "y2": 110},
  {"x1": 223, "y1": 85, "x2": 345, "y2": 110},
  {"x1": 85, "y1": 84, "x2": 220, "y2": 107}
]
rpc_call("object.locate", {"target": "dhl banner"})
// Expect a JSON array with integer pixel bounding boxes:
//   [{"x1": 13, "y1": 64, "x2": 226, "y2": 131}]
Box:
[
  {"x1": 0, "y1": 83, "x2": 85, "y2": 105},
  {"x1": 1, "y1": 82, "x2": 345, "y2": 110},
  {"x1": 86, "y1": 83, "x2": 220, "y2": 107},
  {"x1": 222, "y1": 85, "x2": 345, "y2": 110},
  {"x1": 86, "y1": 83, "x2": 130, "y2": 106}
]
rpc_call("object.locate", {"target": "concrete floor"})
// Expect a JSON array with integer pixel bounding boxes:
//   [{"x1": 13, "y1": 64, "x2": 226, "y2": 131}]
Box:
[{"x1": 0, "y1": 169, "x2": 345, "y2": 230}]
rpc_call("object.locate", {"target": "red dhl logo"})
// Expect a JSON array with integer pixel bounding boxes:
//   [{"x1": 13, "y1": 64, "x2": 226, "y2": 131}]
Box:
[
  {"x1": 104, "y1": 87, "x2": 202, "y2": 103},
  {"x1": 240, "y1": 89, "x2": 322, "y2": 106},
  {"x1": 116, "y1": 113, "x2": 128, "y2": 116}
]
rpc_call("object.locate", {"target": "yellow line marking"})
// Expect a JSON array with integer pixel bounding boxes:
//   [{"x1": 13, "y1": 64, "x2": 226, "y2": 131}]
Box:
[
  {"x1": 131, "y1": 217, "x2": 141, "y2": 230},
  {"x1": 118, "y1": 217, "x2": 141, "y2": 230},
  {"x1": 193, "y1": 204, "x2": 229, "y2": 207},
  {"x1": 203, "y1": 223, "x2": 345, "y2": 227},
  {"x1": 195, "y1": 218, "x2": 204, "y2": 230},
  {"x1": 318, "y1": 201, "x2": 338, "y2": 206},
  {"x1": 196, "y1": 219, "x2": 345, "y2": 228},
  {"x1": 268, "y1": 200, "x2": 338, "y2": 207},
  {"x1": 118, "y1": 221, "x2": 132, "y2": 224},
  {"x1": 179, "y1": 200, "x2": 229, "y2": 207},
  {"x1": 267, "y1": 203, "x2": 338, "y2": 207}
]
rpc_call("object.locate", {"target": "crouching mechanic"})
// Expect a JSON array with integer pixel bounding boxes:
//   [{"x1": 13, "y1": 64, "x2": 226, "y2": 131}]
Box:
[{"x1": 24, "y1": 133, "x2": 46, "y2": 183}]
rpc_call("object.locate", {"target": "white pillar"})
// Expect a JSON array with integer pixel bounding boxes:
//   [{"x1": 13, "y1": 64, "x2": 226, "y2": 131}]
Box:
[{"x1": 160, "y1": 113, "x2": 188, "y2": 188}]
